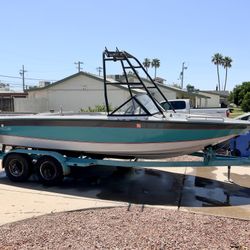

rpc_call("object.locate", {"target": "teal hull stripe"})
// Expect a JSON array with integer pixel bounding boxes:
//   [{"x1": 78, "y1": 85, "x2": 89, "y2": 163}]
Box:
[{"x1": 2, "y1": 126, "x2": 241, "y2": 143}]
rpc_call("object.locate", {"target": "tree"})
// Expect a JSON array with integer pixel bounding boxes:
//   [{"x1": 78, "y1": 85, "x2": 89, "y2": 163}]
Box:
[
  {"x1": 228, "y1": 84, "x2": 242, "y2": 106},
  {"x1": 229, "y1": 82, "x2": 250, "y2": 110},
  {"x1": 212, "y1": 53, "x2": 223, "y2": 91},
  {"x1": 238, "y1": 82, "x2": 250, "y2": 106},
  {"x1": 241, "y1": 92, "x2": 250, "y2": 112},
  {"x1": 222, "y1": 56, "x2": 232, "y2": 91},
  {"x1": 142, "y1": 58, "x2": 151, "y2": 73},
  {"x1": 151, "y1": 58, "x2": 160, "y2": 79}
]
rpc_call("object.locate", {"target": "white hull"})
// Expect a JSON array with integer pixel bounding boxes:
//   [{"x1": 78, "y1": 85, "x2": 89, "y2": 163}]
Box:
[{"x1": 0, "y1": 134, "x2": 234, "y2": 158}]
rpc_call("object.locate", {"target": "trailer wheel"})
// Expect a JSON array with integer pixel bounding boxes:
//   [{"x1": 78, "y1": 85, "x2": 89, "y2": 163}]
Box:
[
  {"x1": 3, "y1": 153, "x2": 31, "y2": 182},
  {"x1": 36, "y1": 156, "x2": 63, "y2": 185}
]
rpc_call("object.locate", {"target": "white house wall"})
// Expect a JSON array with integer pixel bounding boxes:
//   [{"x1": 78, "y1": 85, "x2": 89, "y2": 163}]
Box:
[
  {"x1": 14, "y1": 97, "x2": 48, "y2": 113},
  {"x1": 199, "y1": 92, "x2": 220, "y2": 107},
  {"x1": 16, "y1": 73, "x2": 205, "y2": 113},
  {"x1": 19, "y1": 74, "x2": 131, "y2": 113},
  {"x1": 151, "y1": 86, "x2": 176, "y2": 101}
]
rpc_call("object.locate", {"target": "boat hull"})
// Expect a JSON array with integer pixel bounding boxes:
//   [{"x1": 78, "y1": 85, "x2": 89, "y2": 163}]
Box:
[
  {"x1": 0, "y1": 116, "x2": 247, "y2": 158},
  {"x1": 0, "y1": 134, "x2": 235, "y2": 158}
]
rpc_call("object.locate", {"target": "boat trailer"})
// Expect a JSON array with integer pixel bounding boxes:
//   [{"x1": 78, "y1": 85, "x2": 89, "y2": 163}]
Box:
[{"x1": 0, "y1": 147, "x2": 250, "y2": 185}]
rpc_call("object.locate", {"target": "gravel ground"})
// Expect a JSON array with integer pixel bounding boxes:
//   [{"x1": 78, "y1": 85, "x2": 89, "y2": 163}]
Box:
[{"x1": 0, "y1": 206, "x2": 249, "y2": 250}]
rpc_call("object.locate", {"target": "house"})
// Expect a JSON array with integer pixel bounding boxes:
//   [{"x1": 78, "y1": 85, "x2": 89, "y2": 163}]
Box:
[
  {"x1": 14, "y1": 72, "x2": 216, "y2": 113},
  {"x1": 0, "y1": 92, "x2": 27, "y2": 112},
  {"x1": 15, "y1": 72, "x2": 136, "y2": 113},
  {"x1": 109, "y1": 74, "x2": 210, "y2": 108},
  {"x1": 156, "y1": 83, "x2": 210, "y2": 108},
  {"x1": 199, "y1": 90, "x2": 230, "y2": 108}
]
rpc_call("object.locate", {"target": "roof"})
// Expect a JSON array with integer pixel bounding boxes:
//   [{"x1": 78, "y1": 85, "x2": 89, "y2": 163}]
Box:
[
  {"x1": 150, "y1": 81, "x2": 210, "y2": 99},
  {"x1": 27, "y1": 71, "x2": 209, "y2": 99},
  {"x1": 27, "y1": 71, "x2": 145, "y2": 97},
  {"x1": 27, "y1": 72, "x2": 104, "y2": 92},
  {"x1": 200, "y1": 90, "x2": 230, "y2": 97},
  {"x1": 0, "y1": 92, "x2": 28, "y2": 97}
]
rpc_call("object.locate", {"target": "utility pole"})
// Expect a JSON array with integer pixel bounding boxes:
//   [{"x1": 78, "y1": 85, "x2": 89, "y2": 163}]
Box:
[
  {"x1": 180, "y1": 62, "x2": 187, "y2": 89},
  {"x1": 19, "y1": 65, "x2": 27, "y2": 92},
  {"x1": 96, "y1": 66, "x2": 103, "y2": 76},
  {"x1": 74, "y1": 61, "x2": 83, "y2": 72}
]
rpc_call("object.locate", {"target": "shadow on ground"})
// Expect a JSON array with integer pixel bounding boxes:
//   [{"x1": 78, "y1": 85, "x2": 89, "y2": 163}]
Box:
[{"x1": 0, "y1": 166, "x2": 249, "y2": 207}]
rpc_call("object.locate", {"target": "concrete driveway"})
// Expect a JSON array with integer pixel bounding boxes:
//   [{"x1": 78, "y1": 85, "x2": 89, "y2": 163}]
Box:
[{"x1": 0, "y1": 163, "x2": 250, "y2": 226}]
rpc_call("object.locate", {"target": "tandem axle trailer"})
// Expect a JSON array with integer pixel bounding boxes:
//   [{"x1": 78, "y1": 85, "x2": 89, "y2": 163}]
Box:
[{"x1": 0, "y1": 147, "x2": 250, "y2": 185}]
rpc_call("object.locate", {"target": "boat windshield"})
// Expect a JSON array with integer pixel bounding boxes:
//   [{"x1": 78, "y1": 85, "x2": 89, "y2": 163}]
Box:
[{"x1": 111, "y1": 94, "x2": 164, "y2": 116}]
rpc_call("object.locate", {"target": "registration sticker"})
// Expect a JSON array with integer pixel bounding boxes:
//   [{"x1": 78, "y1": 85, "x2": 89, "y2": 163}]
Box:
[{"x1": 136, "y1": 123, "x2": 141, "y2": 128}]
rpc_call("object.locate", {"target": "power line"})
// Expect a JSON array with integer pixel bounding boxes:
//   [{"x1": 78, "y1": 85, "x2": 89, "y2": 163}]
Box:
[
  {"x1": 0, "y1": 74, "x2": 57, "y2": 82},
  {"x1": 27, "y1": 77, "x2": 56, "y2": 81},
  {"x1": 1, "y1": 82, "x2": 21, "y2": 85},
  {"x1": 0, "y1": 72, "x2": 58, "y2": 91},
  {"x1": 0, "y1": 74, "x2": 21, "y2": 79}
]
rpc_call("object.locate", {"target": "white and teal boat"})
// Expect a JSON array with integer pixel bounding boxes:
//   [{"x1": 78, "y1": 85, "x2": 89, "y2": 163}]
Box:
[{"x1": 0, "y1": 49, "x2": 249, "y2": 159}]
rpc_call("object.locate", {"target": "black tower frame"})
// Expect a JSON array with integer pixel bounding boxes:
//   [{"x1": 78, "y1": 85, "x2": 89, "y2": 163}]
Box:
[{"x1": 102, "y1": 48, "x2": 174, "y2": 116}]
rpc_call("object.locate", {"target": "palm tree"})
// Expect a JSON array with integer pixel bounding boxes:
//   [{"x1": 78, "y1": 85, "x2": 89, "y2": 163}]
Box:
[
  {"x1": 212, "y1": 53, "x2": 223, "y2": 91},
  {"x1": 222, "y1": 56, "x2": 232, "y2": 91},
  {"x1": 142, "y1": 58, "x2": 151, "y2": 73},
  {"x1": 151, "y1": 58, "x2": 160, "y2": 79}
]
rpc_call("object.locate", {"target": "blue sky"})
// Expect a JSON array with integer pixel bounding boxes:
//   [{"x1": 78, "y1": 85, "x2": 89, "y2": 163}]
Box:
[{"x1": 1, "y1": 0, "x2": 250, "y2": 91}]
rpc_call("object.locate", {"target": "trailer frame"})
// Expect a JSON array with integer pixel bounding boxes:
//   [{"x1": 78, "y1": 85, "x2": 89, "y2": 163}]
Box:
[{"x1": 0, "y1": 147, "x2": 250, "y2": 185}]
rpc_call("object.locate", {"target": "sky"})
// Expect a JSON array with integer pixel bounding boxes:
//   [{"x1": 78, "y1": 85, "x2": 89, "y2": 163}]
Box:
[{"x1": 0, "y1": 0, "x2": 250, "y2": 91}]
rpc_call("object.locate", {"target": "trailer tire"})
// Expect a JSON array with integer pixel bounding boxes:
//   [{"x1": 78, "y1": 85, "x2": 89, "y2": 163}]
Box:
[
  {"x1": 3, "y1": 153, "x2": 32, "y2": 182},
  {"x1": 36, "y1": 156, "x2": 63, "y2": 185}
]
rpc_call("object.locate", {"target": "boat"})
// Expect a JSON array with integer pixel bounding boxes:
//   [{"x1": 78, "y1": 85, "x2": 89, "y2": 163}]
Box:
[{"x1": 0, "y1": 49, "x2": 249, "y2": 159}]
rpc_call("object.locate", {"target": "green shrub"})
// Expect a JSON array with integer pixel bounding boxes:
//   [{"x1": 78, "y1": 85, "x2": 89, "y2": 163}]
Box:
[{"x1": 81, "y1": 104, "x2": 112, "y2": 112}]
